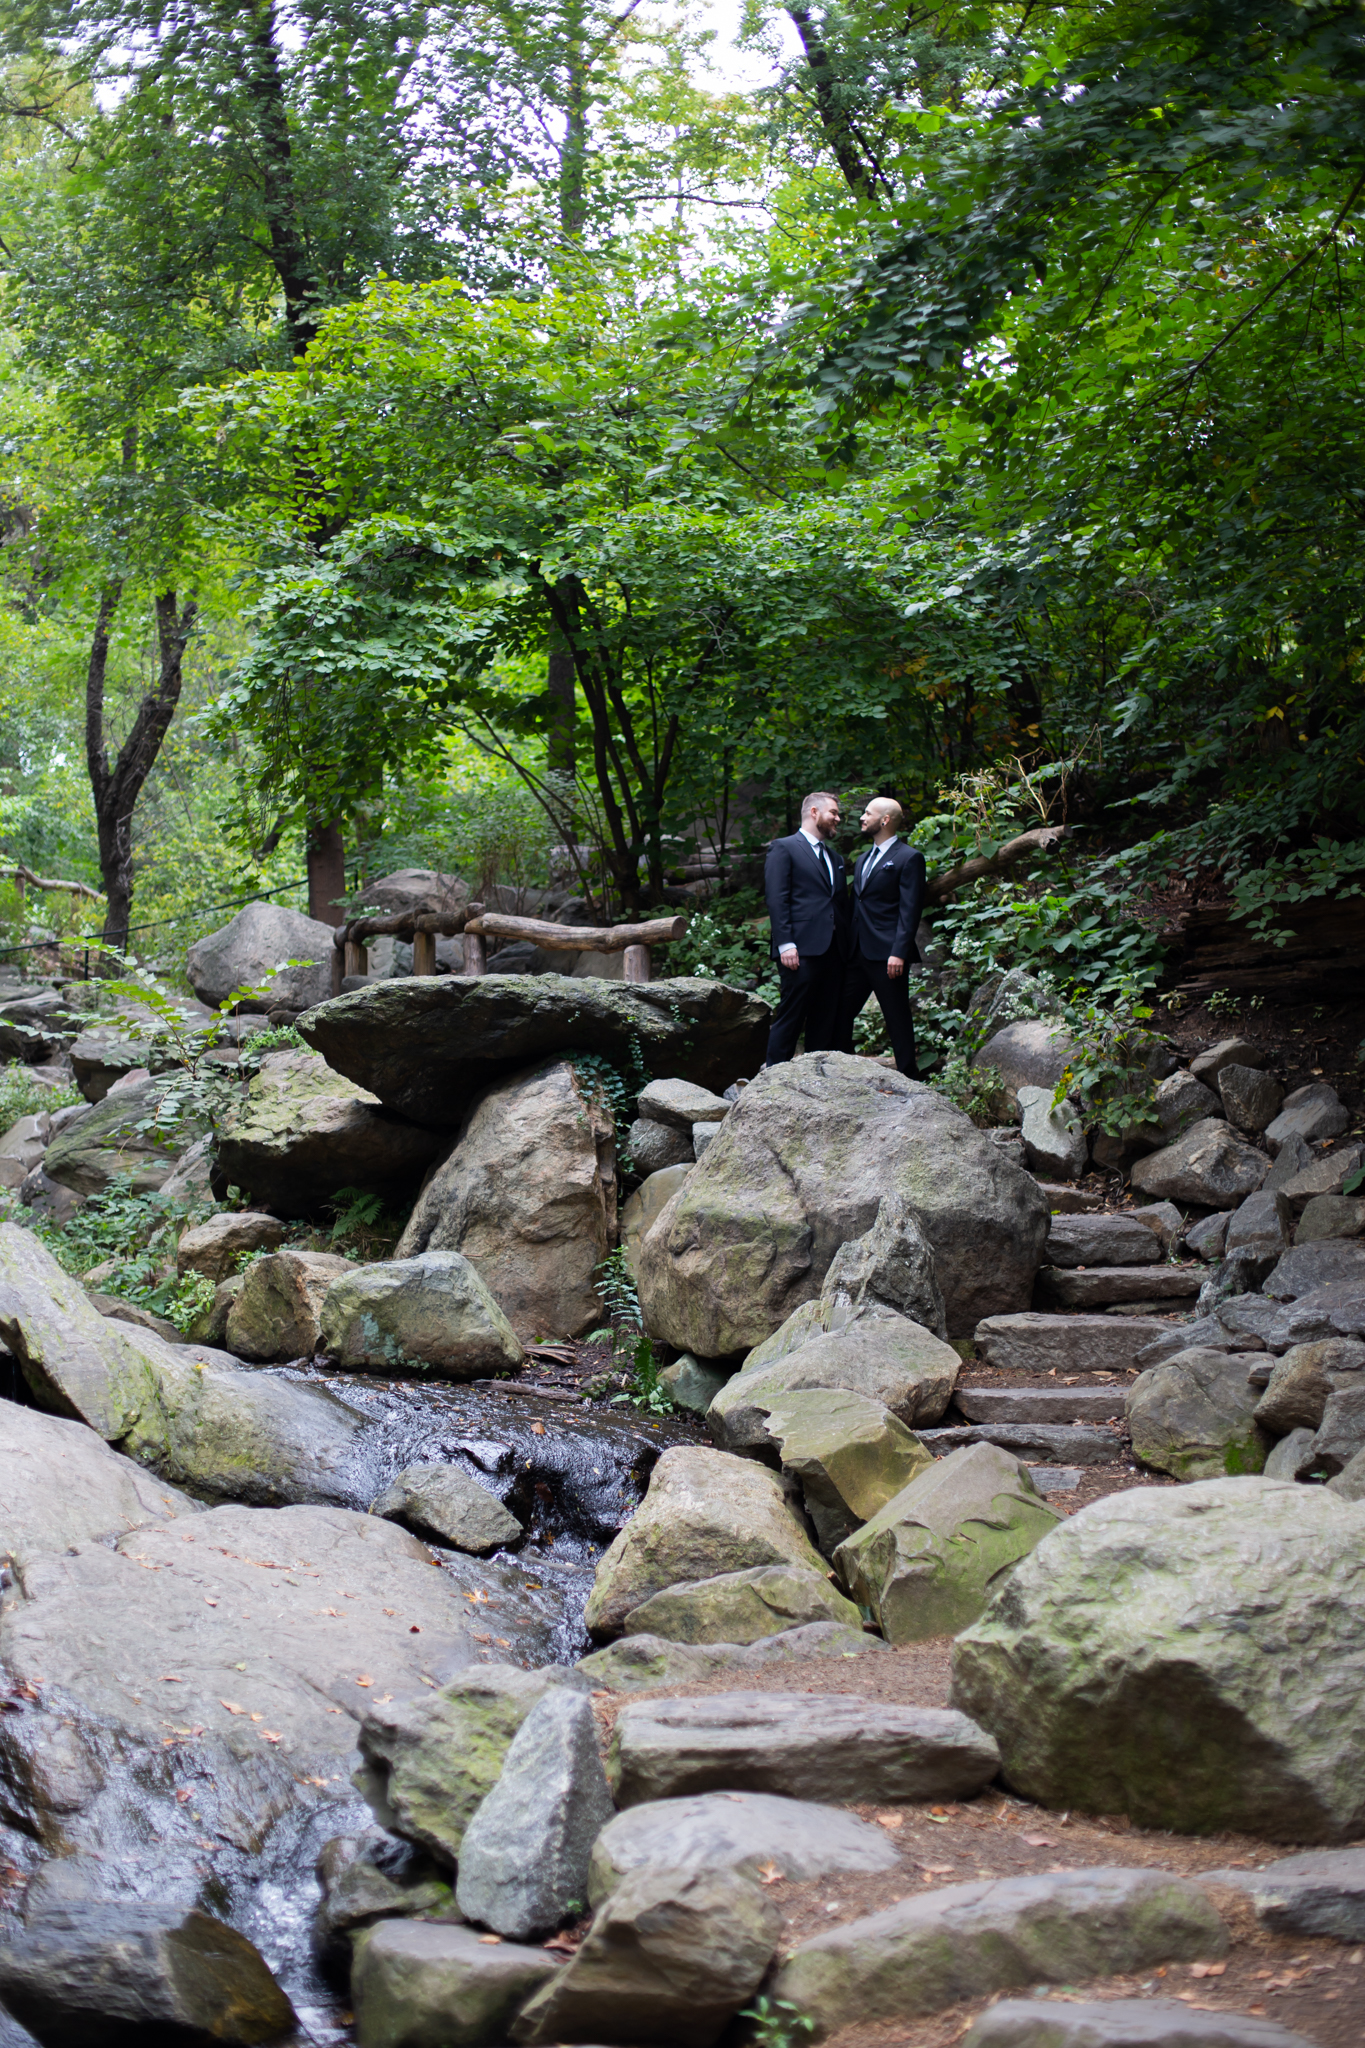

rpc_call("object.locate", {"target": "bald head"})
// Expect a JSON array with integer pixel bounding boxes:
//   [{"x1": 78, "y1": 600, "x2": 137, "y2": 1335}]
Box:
[{"x1": 861, "y1": 795, "x2": 904, "y2": 839}]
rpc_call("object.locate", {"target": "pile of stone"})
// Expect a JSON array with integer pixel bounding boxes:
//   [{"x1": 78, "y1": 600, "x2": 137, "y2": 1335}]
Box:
[{"x1": 622, "y1": 1075, "x2": 734, "y2": 1175}]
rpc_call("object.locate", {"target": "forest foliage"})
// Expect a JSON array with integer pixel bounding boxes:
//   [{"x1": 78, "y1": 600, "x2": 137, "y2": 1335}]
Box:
[{"x1": 0, "y1": 0, "x2": 1360, "y2": 994}]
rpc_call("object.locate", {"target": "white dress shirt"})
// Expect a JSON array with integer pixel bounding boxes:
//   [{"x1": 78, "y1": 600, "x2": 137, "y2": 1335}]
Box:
[{"x1": 799, "y1": 826, "x2": 835, "y2": 889}]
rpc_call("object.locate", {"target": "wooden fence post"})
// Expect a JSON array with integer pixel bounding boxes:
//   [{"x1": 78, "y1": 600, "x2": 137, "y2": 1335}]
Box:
[
  {"x1": 463, "y1": 931, "x2": 487, "y2": 976},
  {"x1": 412, "y1": 930, "x2": 437, "y2": 976},
  {"x1": 344, "y1": 940, "x2": 367, "y2": 980},
  {"x1": 622, "y1": 943, "x2": 650, "y2": 983}
]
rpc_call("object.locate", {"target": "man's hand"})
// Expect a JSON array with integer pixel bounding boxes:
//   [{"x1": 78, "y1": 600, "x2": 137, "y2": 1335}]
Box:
[
  {"x1": 887, "y1": 955, "x2": 905, "y2": 979},
  {"x1": 780, "y1": 945, "x2": 799, "y2": 970}
]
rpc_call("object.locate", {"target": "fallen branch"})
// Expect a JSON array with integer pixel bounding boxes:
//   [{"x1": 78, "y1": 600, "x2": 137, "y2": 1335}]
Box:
[
  {"x1": 1, "y1": 862, "x2": 103, "y2": 902},
  {"x1": 925, "y1": 825, "x2": 1070, "y2": 905},
  {"x1": 464, "y1": 912, "x2": 686, "y2": 953},
  {"x1": 334, "y1": 904, "x2": 478, "y2": 949}
]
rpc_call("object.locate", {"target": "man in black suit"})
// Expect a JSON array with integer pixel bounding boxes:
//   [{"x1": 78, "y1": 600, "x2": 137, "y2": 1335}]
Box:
[
  {"x1": 838, "y1": 795, "x2": 925, "y2": 1076},
  {"x1": 763, "y1": 790, "x2": 850, "y2": 1065}
]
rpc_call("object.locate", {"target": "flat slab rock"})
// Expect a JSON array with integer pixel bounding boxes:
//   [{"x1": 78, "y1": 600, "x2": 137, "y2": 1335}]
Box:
[
  {"x1": 974, "y1": 1314, "x2": 1175, "y2": 1375},
  {"x1": 587, "y1": 1790, "x2": 901, "y2": 1907},
  {"x1": 770, "y1": 1866, "x2": 1228, "y2": 2038},
  {"x1": 962, "y1": 1999, "x2": 1316, "y2": 2047},
  {"x1": 956, "y1": 1387, "x2": 1127, "y2": 1425},
  {"x1": 0, "y1": 1400, "x2": 200, "y2": 1571},
  {"x1": 1043, "y1": 1214, "x2": 1163, "y2": 1268},
  {"x1": 1199, "y1": 1845, "x2": 1365, "y2": 1941},
  {"x1": 576, "y1": 1620, "x2": 889, "y2": 1691},
  {"x1": 919, "y1": 1422, "x2": 1123, "y2": 1465},
  {"x1": 607, "y1": 1691, "x2": 999, "y2": 1806},
  {"x1": 1036, "y1": 1266, "x2": 1201, "y2": 1310}
]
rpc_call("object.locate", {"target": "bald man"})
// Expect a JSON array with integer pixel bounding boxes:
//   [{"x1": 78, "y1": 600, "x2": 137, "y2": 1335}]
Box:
[{"x1": 838, "y1": 795, "x2": 925, "y2": 1076}]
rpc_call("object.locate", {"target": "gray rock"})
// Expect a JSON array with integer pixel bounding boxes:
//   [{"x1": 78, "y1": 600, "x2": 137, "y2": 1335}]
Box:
[
  {"x1": 318, "y1": 1251, "x2": 526, "y2": 1378},
  {"x1": 771, "y1": 1867, "x2": 1228, "y2": 2039},
  {"x1": 1263, "y1": 1428, "x2": 1317, "y2": 1479},
  {"x1": 313, "y1": 1829, "x2": 452, "y2": 1957},
  {"x1": 971, "y1": 1020, "x2": 1078, "y2": 1119},
  {"x1": 1185, "y1": 1211, "x2": 1232, "y2": 1261},
  {"x1": 820, "y1": 1190, "x2": 947, "y2": 1336},
  {"x1": 835, "y1": 1442, "x2": 1060, "y2": 1642},
  {"x1": 1295, "y1": 1193, "x2": 1365, "y2": 1242},
  {"x1": 1275, "y1": 1140, "x2": 1365, "y2": 1211},
  {"x1": 575, "y1": 1621, "x2": 889, "y2": 1692},
  {"x1": 588, "y1": 1791, "x2": 900, "y2": 1906},
  {"x1": 1266, "y1": 1081, "x2": 1350, "y2": 1153},
  {"x1": 975, "y1": 1313, "x2": 1168, "y2": 1376},
  {"x1": 1130, "y1": 1200, "x2": 1184, "y2": 1253},
  {"x1": 42, "y1": 1077, "x2": 206, "y2": 1198},
  {"x1": 1036, "y1": 1266, "x2": 1201, "y2": 1309},
  {"x1": 0, "y1": 1903, "x2": 295, "y2": 2047},
  {"x1": 1190, "y1": 1037, "x2": 1268, "y2": 1084},
  {"x1": 1308, "y1": 1383, "x2": 1365, "y2": 1475},
  {"x1": 19, "y1": 1163, "x2": 84, "y2": 1223},
  {"x1": 659, "y1": 1353, "x2": 729, "y2": 1413},
  {"x1": 1043, "y1": 1215, "x2": 1162, "y2": 1268},
  {"x1": 1225, "y1": 1188, "x2": 1292, "y2": 1263},
  {"x1": 0, "y1": 1400, "x2": 199, "y2": 1573},
  {"x1": 225, "y1": 1245, "x2": 353, "y2": 1361},
  {"x1": 918, "y1": 1422, "x2": 1122, "y2": 1466},
  {"x1": 300, "y1": 974, "x2": 770, "y2": 1127},
  {"x1": 955, "y1": 1386, "x2": 1127, "y2": 1425},
  {"x1": 372, "y1": 1464, "x2": 523, "y2": 1553},
  {"x1": 619, "y1": 1163, "x2": 691, "y2": 1281},
  {"x1": 607, "y1": 1691, "x2": 999, "y2": 1807},
  {"x1": 1017, "y1": 1084, "x2": 1087, "y2": 1180},
  {"x1": 1264, "y1": 1238, "x2": 1365, "y2": 1300},
  {"x1": 621, "y1": 1563, "x2": 862, "y2": 1644},
  {"x1": 709, "y1": 1319, "x2": 959, "y2": 1444},
  {"x1": 215, "y1": 1047, "x2": 444, "y2": 1217},
  {"x1": 187, "y1": 898, "x2": 336, "y2": 1011},
  {"x1": 358, "y1": 1664, "x2": 589, "y2": 1866},
  {"x1": 1263, "y1": 1130, "x2": 1315, "y2": 1192},
  {"x1": 351, "y1": 1920, "x2": 560, "y2": 2048},
  {"x1": 1153, "y1": 1069, "x2": 1222, "y2": 1138},
  {"x1": 626, "y1": 1114, "x2": 694, "y2": 1176},
  {"x1": 1253, "y1": 1338, "x2": 1365, "y2": 1435},
  {"x1": 582, "y1": 1444, "x2": 828, "y2": 1639},
  {"x1": 1266, "y1": 1281, "x2": 1365, "y2": 1347},
  {"x1": 456, "y1": 1688, "x2": 614, "y2": 1938},
  {"x1": 1028, "y1": 1465, "x2": 1084, "y2": 1494},
  {"x1": 638, "y1": 1052, "x2": 1050, "y2": 1349},
  {"x1": 1328, "y1": 1446, "x2": 1365, "y2": 1498},
  {"x1": 952, "y1": 1477, "x2": 1365, "y2": 1839},
  {"x1": 693, "y1": 1119, "x2": 720, "y2": 1157},
  {"x1": 1198, "y1": 1844, "x2": 1365, "y2": 1943},
  {"x1": 636, "y1": 1077, "x2": 730, "y2": 1129},
  {"x1": 729, "y1": 1384, "x2": 934, "y2": 1552},
  {"x1": 963, "y1": 1998, "x2": 1315, "y2": 2047},
  {"x1": 1215, "y1": 1290, "x2": 1283, "y2": 1342},
  {"x1": 175, "y1": 1209, "x2": 287, "y2": 1284},
  {"x1": 1126, "y1": 1347, "x2": 1268, "y2": 1480},
  {"x1": 1129, "y1": 1119, "x2": 1268, "y2": 1207},
  {"x1": 1134, "y1": 1318, "x2": 1248, "y2": 1367},
  {"x1": 511, "y1": 1863, "x2": 780, "y2": 2048},
  {"x1": 1217, "y1": 1063, "x2": 1284, "y2": 1135}
]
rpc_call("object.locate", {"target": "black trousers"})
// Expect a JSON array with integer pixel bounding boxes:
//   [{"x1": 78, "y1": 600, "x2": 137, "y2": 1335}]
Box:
[
  {"x1": 765, "y1": 945, "x2": 844, "y2": 1065},
  {"x1": 839, "y1": 952, "x2": 919, "y2": 1076}
]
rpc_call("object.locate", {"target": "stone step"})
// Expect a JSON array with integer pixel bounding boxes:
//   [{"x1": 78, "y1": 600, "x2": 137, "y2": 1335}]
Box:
[
  {"x1": 919, "y1": 1422, "x2": 1124, "y2": 1465},
  {"x1": 1036, "y1": 1266, "x2": 1202, "y2": 1310},
  {"x1": 1026, "y1": 1465, "x2": 1084, "y2": 1495},
  {"x1": 956, "y1": 1385, "x2": 1126, "y2": 1425},
  {"x1": 974, "y1": 1313, "x2": 1172, "y2": 1376},
  {"x1": 1043, "y1": 1214, "x2": 1162, "y2": 1268}
]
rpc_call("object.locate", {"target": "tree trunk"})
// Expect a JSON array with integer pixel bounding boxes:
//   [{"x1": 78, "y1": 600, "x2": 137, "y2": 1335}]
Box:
[
  {"x1": 87, "y1": 587, "x2": 199, "y2": 952},
  {"x1": 786, "y1": 8, "x2": 878, "y2": 202},
  {"x1": 307, "y1": 817, "x2": 347, "y2": 925},
  {"x1": 244, "y1": 0, "x2": 317, "y2": 358}
]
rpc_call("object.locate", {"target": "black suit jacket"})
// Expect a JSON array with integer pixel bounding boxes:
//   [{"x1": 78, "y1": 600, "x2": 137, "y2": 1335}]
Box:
[
  {"x1": 765, "y1": 831, "x2": 849, "y2": 960},
  {"x1": 851, "y1": 838, "x2": 926, "y2": 962}
]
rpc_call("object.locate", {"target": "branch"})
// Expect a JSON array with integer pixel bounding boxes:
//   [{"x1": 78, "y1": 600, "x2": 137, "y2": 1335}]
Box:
[
  {"x1": 924, "y1": 824, "x2": 1070, "y2": 904},
  {"x1": 0, "y1": 864, "x2": 102, "y2": 902}
]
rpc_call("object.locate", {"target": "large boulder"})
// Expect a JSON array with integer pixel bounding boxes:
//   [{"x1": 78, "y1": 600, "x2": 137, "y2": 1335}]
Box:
[
  {"x1": 42, "y1": 1078, "x2": 207, "y2": 1197},
  {"x1": 621, "y1": 1164, "x2": 691, "y2": 1280},
  {"x1": 0, "y1": 1400, "x2": 200, "y2": 1571},
  {"x1": 717, "y1": 1386, "x2": 933, "y2": 1552},
  {"x1": 620, "y1": 1563, "x2": 862, "y2": 1644},
  {"x1": 318, "y1": 1251, "x2": 526, "y2": 1378},
  {"x1": 0, "y1": 1224, "x2": 365, "y2": 1505},
  {"x1": 225, "y1": 1246, "x2": 352, "y2": 1361},
  {"x1": 951, "y1": 1478, "x2": 1365, "y2": 1839},
  {"x1": 709, "y1": 1320, "x2": 959, "y2": 1446},
  {"x1": 1129, "y1": 1119, "x2": 1268, "y2": 1207},
  {"x1": 175, "y1": 1209, "x2": 287, "y2": 1284},
  {"x1": 298, "y1": 975, "x2": 770, "y2": 1127},
  {"x1": 970, "y1": 1020, "x2": 1078, "y2": 1119},
  {"x1": 834, "y1": 1443, "x2": 1060, "y2": 1643},
  {"x1": 394, "y1": 1060, "x2": 615, "y2": 1341},
  {"x1": 186, "y1": 899, "x2": 336, "y2": 1010},
  {"x1": 1125, "y1": 1348, "x2": 1269, "y2": 1480},
  {"x1": 351, "y1": 1921, "x2": 557, "y2": 2048},
  {"x1": 214, "y1": 1048, "x2": 443, "y2": 1216},
  {"x1": 638, "y1": 1054, "x2": 1050, "y2": 1350},
  {"x1": 582, "y1": 1444, "x2": 828, "y2": 1639},
  {"x1": 588, "y1": 1790, "x2": 900, "y2": 1904},
  {"x1": 1264, "y1": 1237, "x2": 1365, "y2": 1299}
]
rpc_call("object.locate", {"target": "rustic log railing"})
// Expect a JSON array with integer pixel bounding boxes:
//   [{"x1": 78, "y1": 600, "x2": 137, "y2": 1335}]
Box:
[{"x1": 331, "y1": 903, "x2": 684, "y2": 989}]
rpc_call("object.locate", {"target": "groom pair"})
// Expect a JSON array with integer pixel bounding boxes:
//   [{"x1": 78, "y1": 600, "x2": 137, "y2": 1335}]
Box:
[{"x1": 762, "y1": 790, "x2": 924, "y2": 1074}]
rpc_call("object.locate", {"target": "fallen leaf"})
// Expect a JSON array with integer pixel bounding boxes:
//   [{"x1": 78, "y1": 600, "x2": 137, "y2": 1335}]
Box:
[
  {"x1": 530, "y1": 1421, "x2": 546, "y2": 1435},
  {"x1": 355, "y1": 1675, "x2": 373, "y2": 1688},
  {"x1": 1023, "y1": 1836, "x2": 1056, "y2": 1848},
  {"x1": 494, "y1": 1637, "x2": 511, "y2": 1647},
  {"x1": 249, "y1": 1713, "x2": 263, "y2": 1723},
  {"x1": 409, "y1": 1625, "x2": 421, "y2": 1634},
  {"x1": 220, "y1": 1701, "x2": 246, "y2": 1715},
  {"x1": 382, "y1": 1608, "x2": 396, "y2": 1617},
  {"x1": 203, "y1": 1599, "x2": 218, "y2": 1608},
  {"x1": 318, "y1": 1608, "x2": 342, "y2": 1618},
  {"x1": 1190, "y1": 1963, "x2": 1226, "y2": 1979},
  {"x1": 876, "y1": 1813, "x2": 905, "y2": 1830},
  {"x1": 160, "y1": 1675, "x2": 184, "y2": 1684},
  {"x1": 175, "y1": 1787, "x2": 193, "y2": 1803},
  {"x1": 757, "y1": 1861, "x2": 784, "y2": 1884},
  {"x1": 471, "y1": 1631, "x2": 493, "y2": 1645},
  {"x1": 259, "y1": 1730, "x2": 282, "y2": 1743},
  {"x1": 926, "y1": 1812, "x2": 951, "y2": 1825},
  {"x1": 918, "y1": 1863, "x2": 955, "y2": 1875},
  {"x1": 479, "y1": 1934, "x2": 502, "y2": 1945}
]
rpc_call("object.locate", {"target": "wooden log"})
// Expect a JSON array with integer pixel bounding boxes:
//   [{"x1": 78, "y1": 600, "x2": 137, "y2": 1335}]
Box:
[
  {"x1": 344, "y1": 940, "x2": 367, "y2": 979},
  {"x1": 331, "y1": 947, "x2": 344, "y2": 998},
  {"x1": 463, "y1": 912, "x2": 685, "y2": 952},
  {"x1": 924, "y1": 825, "x2": 1070, "y2": 905},
  {"x1": 463, "y1": 931, "x2": 486, "y2": 976},
  {"x1": 412, "y1": 930, "x2": 437, "y2": 976},
  {"x1": 623, "y1": 943, "x2": 650, "y2": 984}
]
